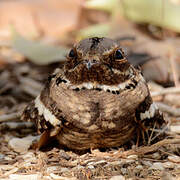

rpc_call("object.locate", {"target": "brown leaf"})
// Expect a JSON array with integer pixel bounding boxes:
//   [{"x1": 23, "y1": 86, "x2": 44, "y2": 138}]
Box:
[{"x1": 0, "y1": 0, "x2": 82, "y2": 39}]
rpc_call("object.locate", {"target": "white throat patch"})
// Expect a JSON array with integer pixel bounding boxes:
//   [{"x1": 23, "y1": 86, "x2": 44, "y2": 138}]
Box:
[{"x1": 140, "y1": 103, "x2": 158, "y2": 121}]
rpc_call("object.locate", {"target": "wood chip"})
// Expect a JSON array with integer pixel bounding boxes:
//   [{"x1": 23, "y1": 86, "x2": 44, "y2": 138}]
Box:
[{"x1": 9, "y1": 174, "x2": 41, "y2": 180}]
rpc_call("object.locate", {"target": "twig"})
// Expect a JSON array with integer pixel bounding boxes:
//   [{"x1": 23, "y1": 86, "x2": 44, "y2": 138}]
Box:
[
  {"x1": 91, "y1": 138, "x2": 180, "y2": 158},
  {"x1": 149, "y1": 124, "x2": 169, "y2": 143},
  {"x1": 148, "y1": 121, "x2": 156, "y2": 145},
  {"x1": 0, "y1": 112, "x2": 21, "y2": 122},
  {"x1": 156, "y1": 102, "x2": 180, "y2": 116},
  {"x1": 0, "y1": 121, "x2": 35, "y2": 131},
  {"x1": 116, "y1": 138, "x2": 180, "y2": 158},
  {"x1": 151, "y1": 87, "x2": 180, "y2": 97}
]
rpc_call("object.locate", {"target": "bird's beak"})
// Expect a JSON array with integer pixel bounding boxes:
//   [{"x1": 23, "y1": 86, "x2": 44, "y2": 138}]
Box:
[
  {"x1": 86, "y1": 61, "x2": 93, "y2": 69},
  {"x1": 84, "y1": 60, "x2": 98, "y2": 70}
]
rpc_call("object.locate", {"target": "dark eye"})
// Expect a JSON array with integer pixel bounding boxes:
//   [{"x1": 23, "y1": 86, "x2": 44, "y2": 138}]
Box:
[
  {"x1": 69, "y1": 49, "x2": 76, "y2": 58},
  {"x1": 115, "y1": 49, "x2": 124, "y2": 59}
]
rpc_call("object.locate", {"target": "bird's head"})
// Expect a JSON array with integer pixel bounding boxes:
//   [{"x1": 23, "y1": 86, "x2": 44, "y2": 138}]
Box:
[{"x1": 64, "y1": 37, "x2": 133, "y2": 85}]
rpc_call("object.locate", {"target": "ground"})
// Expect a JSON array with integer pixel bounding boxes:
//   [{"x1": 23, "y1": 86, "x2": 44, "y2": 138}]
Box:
[{"x1": 0, "y1": 60, "x2": 180, "y2": 180}]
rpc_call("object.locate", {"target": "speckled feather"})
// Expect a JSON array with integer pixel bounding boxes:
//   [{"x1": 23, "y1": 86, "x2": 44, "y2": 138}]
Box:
[{"x1": 21, "y1": 37, "x2": 165, "y2": 150}]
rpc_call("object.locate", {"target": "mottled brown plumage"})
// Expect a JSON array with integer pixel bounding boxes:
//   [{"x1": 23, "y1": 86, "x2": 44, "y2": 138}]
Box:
[{"x1": 21, "y1": 37, "x2": 165, "y2": 150}]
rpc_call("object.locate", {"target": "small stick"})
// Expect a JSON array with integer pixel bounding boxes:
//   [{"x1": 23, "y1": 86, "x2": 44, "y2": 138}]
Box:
[
  {"x1": 156, "y1": 102, "x2": 180, "y2": 116},
  {"x1": 151, "y1": 87, "x2": 180, "y2": 97}
]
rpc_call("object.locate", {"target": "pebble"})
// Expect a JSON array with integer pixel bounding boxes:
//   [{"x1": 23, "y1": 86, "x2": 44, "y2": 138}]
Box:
[
  {"x1": 163, "y1": 162, "x2": 175, "y2": 169},
  {"x1": 149, "y1": 162, "x2": 164, "y2": 171},
  {"x1": 110, "y1": 175, "x2": 125, "y2": 180},
  {"x1": 168, "y1": 155, "x2": 180, "y2": 163},
  {"x1": 8, "y1": 135, "x2": 37, "y2": 152}
]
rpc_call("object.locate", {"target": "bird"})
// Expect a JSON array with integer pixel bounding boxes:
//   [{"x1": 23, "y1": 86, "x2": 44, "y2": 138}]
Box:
[{"x1": 21, "y1": 37, "x2": 165, "y2": 150}]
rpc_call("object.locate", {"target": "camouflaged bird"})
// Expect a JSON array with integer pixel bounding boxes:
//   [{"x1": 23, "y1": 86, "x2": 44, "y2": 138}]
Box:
[{"x1": 22, "y1": 37, "x2": 165, "y2": 150}]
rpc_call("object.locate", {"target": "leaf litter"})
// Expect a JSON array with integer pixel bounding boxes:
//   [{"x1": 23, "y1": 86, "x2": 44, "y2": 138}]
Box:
[
  {"x1": 0, "y1": 2, "x2": 180, "y2": 179},
  {"x1": 0, "y1": 49, "x2": 180, "y2": 180}
]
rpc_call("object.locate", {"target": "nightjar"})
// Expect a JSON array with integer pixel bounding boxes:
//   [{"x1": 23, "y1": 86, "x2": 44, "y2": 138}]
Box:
[{"x1": 21, "y1": 37, "x2": 165, "y2": 150}]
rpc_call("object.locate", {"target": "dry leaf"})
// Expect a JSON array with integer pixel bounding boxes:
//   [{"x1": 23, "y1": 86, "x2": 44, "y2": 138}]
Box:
[{"x1": 0, "y1": 0, "x2": 82, "y2": 40}]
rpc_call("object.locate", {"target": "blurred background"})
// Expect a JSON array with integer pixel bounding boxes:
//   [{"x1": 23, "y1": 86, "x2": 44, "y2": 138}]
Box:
[{"x1": 1, "y1": 0, "x2": 180, "y2": 179}]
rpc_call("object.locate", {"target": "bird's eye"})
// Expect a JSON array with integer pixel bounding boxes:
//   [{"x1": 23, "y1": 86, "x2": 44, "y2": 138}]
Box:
[
  {"x1": 115, "y1": 49, "x2": 124, "y2": 60},
  {"x1": 69, "y1": 49, "x2": 76, "y2": 58}
]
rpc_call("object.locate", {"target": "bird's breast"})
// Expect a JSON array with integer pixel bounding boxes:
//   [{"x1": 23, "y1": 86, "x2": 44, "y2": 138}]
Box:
[{"x1": 49, "y1": 78, "x2": 149, "y2": 132}]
